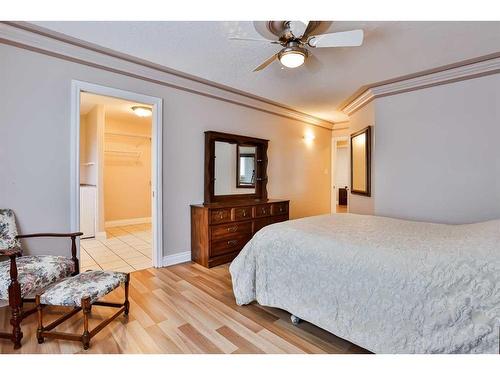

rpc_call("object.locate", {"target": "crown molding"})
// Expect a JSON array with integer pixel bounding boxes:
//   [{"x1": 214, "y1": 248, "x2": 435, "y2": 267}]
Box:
[
  {"x1": 0, "y1": 21, "x2": 335, "y2": 130},
  {"x1": 342, "y1": 90, "x2": 375, "y2": 116},
  {"x1": 342, "y1": 53, "x2": 500, "y2": 116}
]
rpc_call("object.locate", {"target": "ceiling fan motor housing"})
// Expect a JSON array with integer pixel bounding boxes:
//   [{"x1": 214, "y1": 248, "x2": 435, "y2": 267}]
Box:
[{"x1": 278, "y1": 41, "x2": 309, "y2": 61}]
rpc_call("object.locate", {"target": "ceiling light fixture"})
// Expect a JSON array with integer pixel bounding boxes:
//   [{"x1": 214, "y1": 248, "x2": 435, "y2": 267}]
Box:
[
  {"x1": 131, "y1": 106, "x2": 152, "y2": 117},
  {"x1": 278, "y1": 43, "x2": 308, "y2": 69}
]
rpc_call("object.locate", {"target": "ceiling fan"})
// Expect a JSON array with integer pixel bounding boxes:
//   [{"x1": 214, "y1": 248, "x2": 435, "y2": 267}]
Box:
[{"x1": 229, "y1": 21, "x2": 364, "y2": 72}]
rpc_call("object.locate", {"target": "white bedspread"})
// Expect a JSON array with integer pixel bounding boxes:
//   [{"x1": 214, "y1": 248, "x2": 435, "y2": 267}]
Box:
[{"x1": 229, "y1": 214, "x2": 500, "y2": 353}]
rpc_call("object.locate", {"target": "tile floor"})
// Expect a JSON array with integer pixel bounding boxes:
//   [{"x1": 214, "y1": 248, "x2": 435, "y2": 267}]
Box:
[{"x1": 80, "y1": 223, "x2": 152, "y2": 273}]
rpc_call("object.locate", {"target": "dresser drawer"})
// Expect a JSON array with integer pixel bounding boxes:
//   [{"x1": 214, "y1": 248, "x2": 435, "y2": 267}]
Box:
[
  {"x1": 210, "y1": 208, "x2": 232, "y2": 224},
  {"x1": 253, "y1": 217, "x2": 270, "y2": 234},
  {"x1": 232, "y1": 206, "x2": 252, "y2": 221},
  {"x1": 210, "y1": 234, "x2": 251, "y2": 257},
  {"x1": 254, "y1": 204, "x2": 271, "y2": 218},
  {"x1": 211, "y1": 221, "x2": 252, "y2": 241},
  {"x1": 271, "y1": 202, "x2": 288, "y2": 216},
  {"x1": 270, "y1": 214, "x2": 288, "y2": 224}
]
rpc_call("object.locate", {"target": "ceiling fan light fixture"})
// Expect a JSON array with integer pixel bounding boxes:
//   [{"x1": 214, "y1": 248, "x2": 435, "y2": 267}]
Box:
[
  {"x1": 278, "y1": 45, "x2": 308, "y2": 69},
  {"x1": 279, "y1": 51, "x2": 305, "y2": 68},
  {"x1": 131, "y1": 105, "x2": 152, "y2": 117}
]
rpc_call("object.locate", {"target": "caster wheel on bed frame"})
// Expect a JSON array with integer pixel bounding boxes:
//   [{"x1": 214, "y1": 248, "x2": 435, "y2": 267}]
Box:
[{"x1": 290, "y1": 315, "x2": 301, "y2": 325}]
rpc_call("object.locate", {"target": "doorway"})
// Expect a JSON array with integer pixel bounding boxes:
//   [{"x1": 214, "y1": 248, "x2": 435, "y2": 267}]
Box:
[
  {"x1": 331, "y1": 136, "x2": 349, "y2": 213},
  {"x1": 70, "y1": 81, "x2": 163, "y2": 271}
]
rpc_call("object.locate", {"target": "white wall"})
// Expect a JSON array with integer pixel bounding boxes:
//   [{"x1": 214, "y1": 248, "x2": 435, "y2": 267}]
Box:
[
  {"x1": 0, "y1": 44, "x2": 332, "y2": 257},
  {"x1": 374, "y1": 74, "x2": 500, "y2": 224}
]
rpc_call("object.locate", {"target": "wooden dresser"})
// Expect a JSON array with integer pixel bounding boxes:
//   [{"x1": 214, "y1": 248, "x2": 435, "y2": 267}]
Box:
[{"x1": 191, "y1": 199, "x2": 289, "y2": 268}]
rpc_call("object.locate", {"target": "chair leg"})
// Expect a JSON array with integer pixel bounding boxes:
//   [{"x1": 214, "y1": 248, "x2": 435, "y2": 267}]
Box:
[
  {"x1": 36, "y1": 295, "x2": 44, "y2": 344},
  {"x1": 82, "y1": 297, "x2": 91, "y2": 350},
  {"x1": 124, "y1": 274, "x2": 130, "y2": 316},
  {"x1": 8, "y1": 254, "x2": 23, "y2": 349}
]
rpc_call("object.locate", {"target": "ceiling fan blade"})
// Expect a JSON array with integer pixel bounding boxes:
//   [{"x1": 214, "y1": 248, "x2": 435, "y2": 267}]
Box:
[
  {"x1": 229, "y1": 36, "x2": 279, "y2": 44},
  {"x1": 300, "y1": 21, "x2": 318, "y2": 41},
  {"x1": 309, "y1": 29, "x2": 364, "y2": 48},
  {"x1": 253, "y1": 53, "x2": 278, "y2": 72}
]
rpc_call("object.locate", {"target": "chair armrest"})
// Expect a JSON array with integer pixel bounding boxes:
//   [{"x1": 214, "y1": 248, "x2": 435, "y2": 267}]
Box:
[
  {"x1": 0, "y1": 247, "x2": 22, "y2": 257},
  {"x1": 16, "y1": 232, "x2": 83, "y2": 239},
  {"x1": 15, "y1": 232, "x2": 82, "y2": 276}
]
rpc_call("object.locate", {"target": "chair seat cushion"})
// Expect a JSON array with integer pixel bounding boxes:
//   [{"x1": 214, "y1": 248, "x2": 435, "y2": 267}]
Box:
[
  {"x1": 40, "y1": 270, "x2": 128, "y2": 307},
  {"x1": 0, "y1": 256, "x2": 75, "y2": 300}
]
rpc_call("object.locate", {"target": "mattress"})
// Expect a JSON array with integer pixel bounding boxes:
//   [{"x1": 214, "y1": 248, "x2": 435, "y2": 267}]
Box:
[{"x1": 229, "y1": 213, "x2": 500, "y2": 353}]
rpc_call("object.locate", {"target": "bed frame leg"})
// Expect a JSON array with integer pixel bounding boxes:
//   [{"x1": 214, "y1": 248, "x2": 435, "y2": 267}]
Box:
[{"x1": 290, "y1": 315, "x2": 301, "y2": 325}]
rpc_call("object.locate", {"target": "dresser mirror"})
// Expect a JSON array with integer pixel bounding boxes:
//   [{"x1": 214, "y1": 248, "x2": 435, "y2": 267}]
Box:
[
  {"x1": 205, "y1": 131, "x2": 268, "y2": 203},
  {"x1": 214, "y1": 142, "x2": 256, "y2": 195}
]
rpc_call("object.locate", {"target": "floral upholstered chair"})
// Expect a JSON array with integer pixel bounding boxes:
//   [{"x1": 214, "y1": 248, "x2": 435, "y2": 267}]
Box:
[{"x1": 0, "y1": 209, "x2": 82, "y2": 349}]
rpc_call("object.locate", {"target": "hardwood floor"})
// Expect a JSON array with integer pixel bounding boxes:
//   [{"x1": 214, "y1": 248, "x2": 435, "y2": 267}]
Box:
[
  {"x1": 336, "y1": 205, "x2": 348, "y2": 213},
  {"x1": 0, "y1": 262, "x2": 369, "y2": 354}
]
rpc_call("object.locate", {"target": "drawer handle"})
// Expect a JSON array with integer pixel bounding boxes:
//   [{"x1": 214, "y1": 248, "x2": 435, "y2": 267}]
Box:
[
  {"x1": 227, "y1": 240, "x2": 238, "y2": 246},
  {"x1": 261, "y1": 208, "x2": 267, "y2": 213},
  {"x1": 279, "y1": 207, "x2": 284, "y2": 212},
  {"x1": 227, "y1": 226, "x2": 238, "y2": 233},
  {"x1": 217, "y1": 211, "x2": 225, "y2": 219},
  {"x1": 242, "y1": 210, "x2": 248, "y2": 217}
]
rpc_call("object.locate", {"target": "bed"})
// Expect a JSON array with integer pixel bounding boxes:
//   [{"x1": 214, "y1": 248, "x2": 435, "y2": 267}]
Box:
[{"x1": 229, "y1": 213, "x2": 500, "y2": 353}]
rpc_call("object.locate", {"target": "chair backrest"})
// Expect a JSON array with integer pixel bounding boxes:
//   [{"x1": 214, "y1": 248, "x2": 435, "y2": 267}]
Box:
[{"x1": 0, "y1": 209, "x2": 21, "y2": 252}]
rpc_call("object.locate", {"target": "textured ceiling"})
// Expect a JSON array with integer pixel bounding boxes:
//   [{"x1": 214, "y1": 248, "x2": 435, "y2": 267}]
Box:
[{"x1": 37, "y1": 21, "x2": 500, "y2": 122}]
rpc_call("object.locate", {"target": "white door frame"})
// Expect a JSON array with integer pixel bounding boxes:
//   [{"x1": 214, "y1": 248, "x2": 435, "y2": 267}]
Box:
[
  {"x1": 331, "y1": 135, "x2": 349, "y2": 213},
  {"x1": 70, "y1": 80, "x2": 163, "y2": 268}
]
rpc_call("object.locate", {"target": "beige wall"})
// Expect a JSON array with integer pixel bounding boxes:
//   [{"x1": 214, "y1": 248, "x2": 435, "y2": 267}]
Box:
[
  {"x1": 104, "y1": 116, "x2": 152, "y2": 222},
  {"x1": 0, "y1": 44, "x2": 331, "y2": 257}
]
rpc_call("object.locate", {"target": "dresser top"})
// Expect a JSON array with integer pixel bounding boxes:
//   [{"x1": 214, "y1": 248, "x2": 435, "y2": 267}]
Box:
[{"x1": 191, "y1": 199, "x2": 289, "y2": 209}]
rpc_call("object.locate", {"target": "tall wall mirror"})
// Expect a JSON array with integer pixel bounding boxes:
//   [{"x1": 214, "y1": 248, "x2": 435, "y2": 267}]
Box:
[
  {"x1": 205, "y1": 131, "x2": 268, "y2": 203},
  {"x1": 350, "y1": 126, "x2": 371, "y2": 196}
]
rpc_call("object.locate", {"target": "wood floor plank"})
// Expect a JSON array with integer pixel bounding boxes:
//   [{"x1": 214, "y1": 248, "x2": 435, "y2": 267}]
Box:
[
  {"x1": 0, "y1": 262, "x2": 369, "y2": 354},
  {"x1": 257, "y1": 329, "x2": 307, "y2": 354},
  {"x1": 144, "y1": 324, "x2": 184, "y2": 354},
  {"x1": 177, "y1": 323, "x2": 224, "y2": 354},
  {"x1": 216, "y1": 326, "x2": 264, "y2": 354}
]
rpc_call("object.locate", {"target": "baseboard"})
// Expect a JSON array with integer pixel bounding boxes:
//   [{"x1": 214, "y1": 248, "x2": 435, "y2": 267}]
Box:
[
  {"x1": 95, "y1": 231, "x2": 107, "y2": 240},
  {"x1": 105, "y1": 217, "x2": 151, "y2": 228},
  {"x1": 162, "y1": 251, "x2": 191, "y2": 267}
]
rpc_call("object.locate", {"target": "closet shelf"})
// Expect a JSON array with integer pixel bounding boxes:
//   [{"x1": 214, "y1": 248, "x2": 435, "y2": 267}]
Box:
[
  {"x1": 105, "y1": 131, "x2": 150, "y2": 139},
  {"x1": 104, "y1": 149, "x2": 142, "y2": 158},
  {"x1": 105, "y1": 131, "x2": 150, "y2": 141}
]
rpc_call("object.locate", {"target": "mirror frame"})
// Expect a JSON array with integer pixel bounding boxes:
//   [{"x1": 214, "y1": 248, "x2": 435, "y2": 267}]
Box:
[
  {"x1": 236, "y1": 145, "x2": 257, "y2": 189},
  {"x1": 350, "y1": 126, "x2": 372, "y2": 197},
  {"x1": 204, "y1": 131, "x2": 269, "y2": 204}
]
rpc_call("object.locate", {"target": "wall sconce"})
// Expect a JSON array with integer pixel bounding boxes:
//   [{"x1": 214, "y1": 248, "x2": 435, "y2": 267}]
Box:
[{"x1": 303, "y1": 130, "x2": 316, "y2": 143}]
